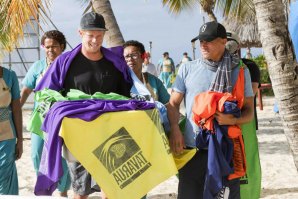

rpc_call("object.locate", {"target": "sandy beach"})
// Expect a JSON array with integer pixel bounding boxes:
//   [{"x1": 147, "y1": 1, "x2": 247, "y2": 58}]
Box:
[{"x1": 11, "y1": 97, "x2": 298, "y2": 198}]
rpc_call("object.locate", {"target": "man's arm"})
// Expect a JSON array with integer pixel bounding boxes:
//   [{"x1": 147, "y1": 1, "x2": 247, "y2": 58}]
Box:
[
  {"x1": 251, "y1": 82, "x2": 259, "y2": 96},
  {"x1": 167, "y1": 91, "x2": 185, "y2": 154},
  {"x1": 214, "y1": 96, "x2": 254, "y2": 125}
]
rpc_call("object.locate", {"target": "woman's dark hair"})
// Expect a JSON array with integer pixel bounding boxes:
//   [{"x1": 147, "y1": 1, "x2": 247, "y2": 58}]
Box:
[
  {"x1": 123, "y1": 40, "x2": 145, "y2": 54},
  {"x1": 41, "y1": 30, "x2": 67, "y2": 51}
]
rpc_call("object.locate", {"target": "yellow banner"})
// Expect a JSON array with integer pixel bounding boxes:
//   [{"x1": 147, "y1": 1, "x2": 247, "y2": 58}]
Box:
[{"x1": 59, "y1": 109, "x2": 177, "y2": 199}]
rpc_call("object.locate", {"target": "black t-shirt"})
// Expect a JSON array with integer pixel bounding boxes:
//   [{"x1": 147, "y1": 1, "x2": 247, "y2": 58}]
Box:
[
  {"x1": 63, "y1": 52, "x2": 131, "y2": 97},
  {"x1": 242, "y1": 58, "x2": 261, "y2": 130},
  {"x1": 242, "y1": 58, "x2": 260, "y2": 85}
]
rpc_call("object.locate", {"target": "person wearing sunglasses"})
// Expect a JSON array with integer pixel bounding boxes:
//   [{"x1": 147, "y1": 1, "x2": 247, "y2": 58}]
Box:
[{"x1": 123, "y1": 40, "x2": 169, "y2": 104}]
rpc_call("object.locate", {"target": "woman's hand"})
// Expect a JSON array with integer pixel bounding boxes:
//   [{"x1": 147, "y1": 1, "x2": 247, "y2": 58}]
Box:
[{"x1": 15, "y1": 139, "x2": 23, "y2": 160}]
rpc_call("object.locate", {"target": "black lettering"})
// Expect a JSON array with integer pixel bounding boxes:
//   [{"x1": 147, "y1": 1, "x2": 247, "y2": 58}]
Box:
[
  {"x1": 121, "y1": 164, "x2": 133, "y2": 177},
  {"x1": 135, "y1": 152, "x2": 146, "y2": 166},
  {"x1": 126, "y1": 160, "x2": 137, "y2": 174},
  {"x1": 112, "y1": 171, "x2": 123, "y2": 186}
]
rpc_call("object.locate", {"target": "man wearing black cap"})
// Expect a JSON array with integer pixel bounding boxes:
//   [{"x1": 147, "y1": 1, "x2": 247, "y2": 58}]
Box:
[
  {"x1": 35, "y1": 11, "x2": 132, "y2": 199},
  {"x1": 167, "y1": 21, "x2": 254, "y2": 199}
]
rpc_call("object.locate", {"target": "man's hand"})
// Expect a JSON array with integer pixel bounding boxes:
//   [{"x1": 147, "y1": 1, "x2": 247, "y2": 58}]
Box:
[
  {"x1": 169, "y1": 129, "x2": 185, "y2": 155},
  {"x1": 214, "y1": 111, "x2": 237, "y2": 125},
  {"x1": 167, "y1": 90, "x2": 185, "y2": 154}
]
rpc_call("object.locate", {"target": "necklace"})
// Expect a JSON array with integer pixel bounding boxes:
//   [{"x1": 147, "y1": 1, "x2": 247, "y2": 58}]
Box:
[
  {"x1": 141, "y1": 73, "x2": 158, "y2": 101},
  {"x1": 40, "y1": 58, "x2": 52, "y2": 78},
  {"x1": 0, "y1": 67, "x2": 10, "y2": 91}
]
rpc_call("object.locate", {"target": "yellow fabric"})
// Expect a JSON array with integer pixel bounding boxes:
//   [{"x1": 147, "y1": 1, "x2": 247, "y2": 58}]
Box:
[
  {"x1": 59, "y1": 109, "x2": 177, "y2": 199},
  {"x1": 173, "y1": 149, "x2": 197, "y2": 170}
]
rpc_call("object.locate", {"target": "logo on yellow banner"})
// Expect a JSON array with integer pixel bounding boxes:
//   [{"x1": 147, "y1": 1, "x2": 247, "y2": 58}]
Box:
[{"x1": 93, "y1": 127, "x2": 151, "y2": 189}]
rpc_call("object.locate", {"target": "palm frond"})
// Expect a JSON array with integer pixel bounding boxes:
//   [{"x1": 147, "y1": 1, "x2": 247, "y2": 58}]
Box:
[
  {"x1": 215, "y1": 0, "x2": 255, "y2": 20},
  {"x1": 0, "y1": 0, "x2": 51, "y2": 56},
  {"x1": 222, "y1": 13, "x2": 261, "y2": 48},
  {"x1": 161, "y1": 0, "x2": 200, "y2": 15}
]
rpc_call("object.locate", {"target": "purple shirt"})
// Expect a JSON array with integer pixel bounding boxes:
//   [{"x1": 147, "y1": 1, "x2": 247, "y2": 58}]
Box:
[{"x1": 35, "y1": 44, "x2": 132, "y2": 92}]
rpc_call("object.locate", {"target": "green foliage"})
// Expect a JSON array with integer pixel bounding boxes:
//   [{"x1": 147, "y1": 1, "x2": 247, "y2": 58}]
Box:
[
  {"x1": 252, "y1": 55, "x2": 274, "y2": 96},
  {"x1": 253, "y1": 55, "x2": 269, "y2": 83}
]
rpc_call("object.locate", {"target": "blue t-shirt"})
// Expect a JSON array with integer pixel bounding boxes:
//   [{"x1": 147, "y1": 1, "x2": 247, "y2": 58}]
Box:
[
  {"x1": 172, "y1": 59, "x2": 254, "y2": 147},
  {"x1": 22, "y1": 59, "x2": 47, "y2": 108},
  {"x1": 147, "y1": 73, "x2": 170, "y2": 104},
  {"x1": 3, "y1": 67, "x2": 20, "y2": 100},
  {"x1": 22, "y1": 59, "x2": 47, "y2": 90}
]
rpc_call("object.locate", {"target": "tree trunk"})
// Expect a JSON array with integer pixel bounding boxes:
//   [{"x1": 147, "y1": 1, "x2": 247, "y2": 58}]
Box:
[
  {"x1": 207, "y1": 10, "x2": 217, "y2": 22},
  {"x1": 200, "y1": 0, "x2": 217, "y2": 22},
  {"x1": 253, "y1": 0, "x2": 298, "y2": 168},
  {"x1": 92, "y1": 0, "x2": 124, "y2": 47}
]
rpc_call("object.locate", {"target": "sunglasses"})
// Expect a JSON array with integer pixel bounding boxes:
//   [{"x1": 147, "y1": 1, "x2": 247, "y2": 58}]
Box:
[{"x1": 124, "y1": 53, "x2": 140, "y2": 60}]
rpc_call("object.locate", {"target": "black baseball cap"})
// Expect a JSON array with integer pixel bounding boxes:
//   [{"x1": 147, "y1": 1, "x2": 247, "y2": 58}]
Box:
[
  {"x1": 80, "y1": 11, "x2": 108, "y2": 31},
  {"x1": 191, "y1": 21, "x2": 227, "y2": 42}
]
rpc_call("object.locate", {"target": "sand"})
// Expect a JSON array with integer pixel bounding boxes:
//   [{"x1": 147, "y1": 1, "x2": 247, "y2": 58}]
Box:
[{"x1": 6, "y1": 97, "x2": 298, "y2": 198}]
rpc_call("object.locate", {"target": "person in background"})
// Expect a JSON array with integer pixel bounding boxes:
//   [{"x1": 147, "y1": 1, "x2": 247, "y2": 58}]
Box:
[
  {"x1": 123, "y1": 40, "x2": 170, "y2": 199},
  {"x1": 180, "y1": 52, "x2": 192, "y2": 64},
  {"x1": 226, "y1": 30, "x2": 262, "y2": 199},
  {"x1": 35, "y1": 12, "x2": 132, "y2": 199},
  {"x1": 0, "y1": 66, "x2": 23, "y2": 195},
  {"x1": 123, "y1": 40, "x2": 169, "y2": 104},
  {"x1": 244, "y1": 48, "x2": 253, "y2": 59},
  {"x1": 167, "y1": 21, "x2": 254, "y2": 199},
  {"x1": 142, "y1": 51, "x2": 158, "y2": 77},
  {"x1": 157, "y1": 52, "x2": 175, "y2": 89},
  {"x1": 20, "y1": 30, "x2": 70, "y2": 197}
]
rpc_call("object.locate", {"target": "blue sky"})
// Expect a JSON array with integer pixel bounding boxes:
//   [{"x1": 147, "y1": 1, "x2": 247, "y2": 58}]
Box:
[
  {"x1": 42, "y1": 0, "x2": 206, "y2": 65},
  {"x1": 41, "y1": 0, "x2": 261, "y2": 65}
]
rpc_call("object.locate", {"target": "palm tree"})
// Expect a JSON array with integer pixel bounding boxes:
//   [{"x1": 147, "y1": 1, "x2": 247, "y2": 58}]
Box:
[
  {"x1": 162, "y1": 0, "x2": 217, "y2": 21},
  {"x1": 0, "y1": 0, "x2": 49, "y2": 55},
  {"x1": 91, "y1": 0, "x2": 124, "y2": 47},
  {"x1": 253, "y1": 0, "x2": 298, "y2": 168},
  {"x1": 0, "y1": 0, "x2": 124, "y2": 52}
]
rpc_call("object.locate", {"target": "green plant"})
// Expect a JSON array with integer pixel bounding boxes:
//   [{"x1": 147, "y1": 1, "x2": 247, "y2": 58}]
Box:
[
  {"x1": 253, "y1": 55, "x2": 270, "y2": 83},
  {"x1": 252, "y1": 55, "x2": 274, "y2": 96}
]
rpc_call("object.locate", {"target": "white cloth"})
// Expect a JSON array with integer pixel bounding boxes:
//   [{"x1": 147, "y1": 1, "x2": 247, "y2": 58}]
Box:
[
  {"x1": 142, "y1": 63, "x2": 158, "y2": 76},
  {"x1": 129, "y1": 69, "x2": 154, "y2": 102}
]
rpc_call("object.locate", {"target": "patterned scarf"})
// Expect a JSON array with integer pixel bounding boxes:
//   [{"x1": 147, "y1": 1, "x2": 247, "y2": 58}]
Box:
[{"x1": 202, "y1": 50, "x2": 239, "y2": 93}]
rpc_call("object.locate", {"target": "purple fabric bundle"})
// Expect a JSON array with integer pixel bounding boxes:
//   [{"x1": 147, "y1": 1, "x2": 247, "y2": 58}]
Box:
[{"x1": 34, "y1": 99, "x2": 155, "y2": 195}]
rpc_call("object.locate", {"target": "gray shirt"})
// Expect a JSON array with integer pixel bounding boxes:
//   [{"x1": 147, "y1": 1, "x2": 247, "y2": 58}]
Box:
[{"x1": 172, "y1": 59, "x2": 254, "y2": 147}]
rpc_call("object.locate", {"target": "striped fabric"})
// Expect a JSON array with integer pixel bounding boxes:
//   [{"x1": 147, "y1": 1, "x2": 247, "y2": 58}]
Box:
[{"x1": 207, "y1": 50, "x2": 239, "y2": 93}]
